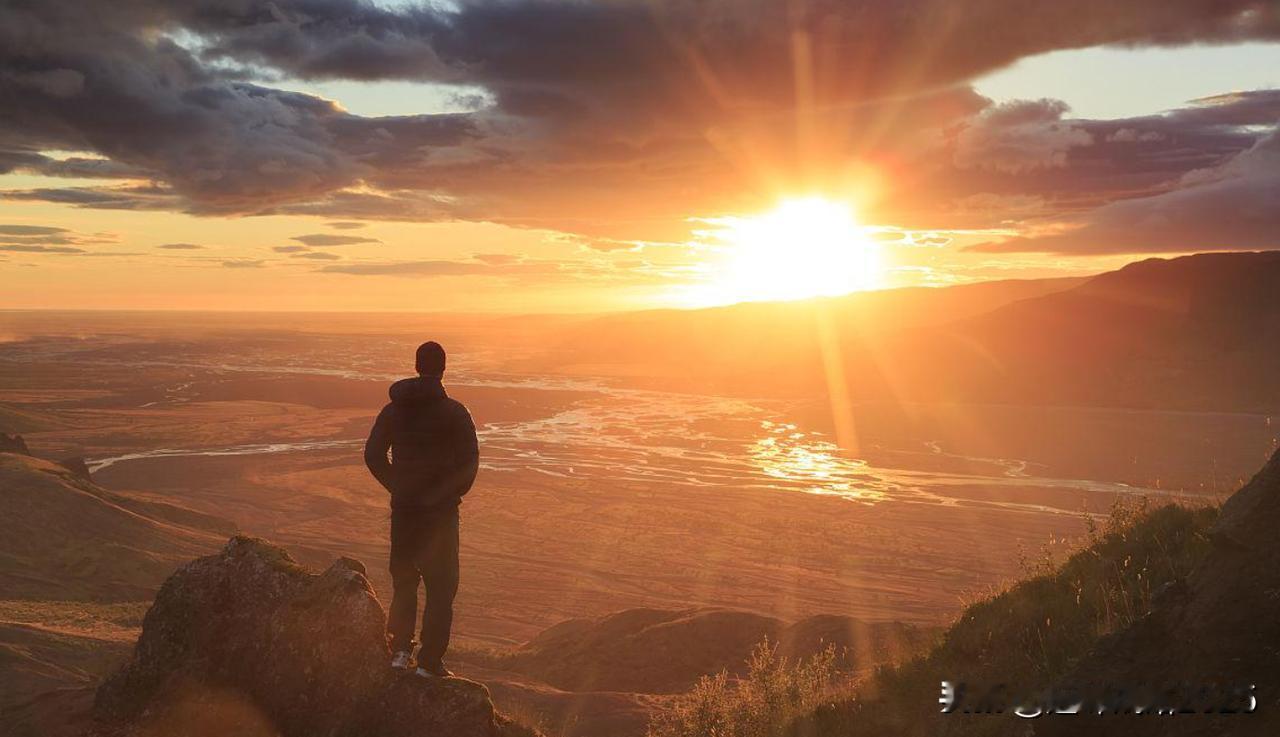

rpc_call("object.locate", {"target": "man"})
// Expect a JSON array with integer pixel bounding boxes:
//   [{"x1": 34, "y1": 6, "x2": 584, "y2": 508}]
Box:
[{"x1": 364, "y1": 341, "x2": 479, "y2": 678}]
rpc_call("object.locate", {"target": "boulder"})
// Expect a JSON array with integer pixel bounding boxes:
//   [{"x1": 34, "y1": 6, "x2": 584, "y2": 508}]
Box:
[
  {"x1": 94, "y1": 536, "x2": 534, "y2": 737},
  {"x1": 1, "y1": 432, "x2": 30, "y2": 455}
]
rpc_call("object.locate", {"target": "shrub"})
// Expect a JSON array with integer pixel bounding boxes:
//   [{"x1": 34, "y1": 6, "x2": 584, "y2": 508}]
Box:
[{"x1": 647, "y1": 641, "x2": 840, "y2": 737}]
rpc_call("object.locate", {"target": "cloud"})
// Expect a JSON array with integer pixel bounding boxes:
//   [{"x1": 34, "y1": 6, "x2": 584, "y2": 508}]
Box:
[
  {"x1": 326, "y1": 221, "x2": 366, "y2": 230},
  {"x1": 321, "y1": 260, "x2": 506, "y2": 277},
  {"x1": 2, "y1": 0, "x2": 1278, "y2": 243},
  {"x1": 970, "y1": 127, "x2": 1280, "y2": 254},
  {"x1": 157, "y1": 242, "x2": 205, "y2": 250},
  {"x1": 290, "y1": 233, "x2": 382, "y2": 246},
  {"x1": 1, "y1": 184, "x2": 179, "y2": 210},
  {"x1": 273, "y1": 245, "x2": 310, "y2": 253},
  {"x1": 222, "y1": 259, "x2": 266, "y2": 268},
  {"x1": 1106, "y1": 128, "x2": 1166, "y2": 143},
  {"x1": 0, "y1": 223, "x2": 121, "y2": 253},
  {"x1": 319, "y1": 257, "x2": 576, "y2": 280},
  {"x1": 473, "y1": 253, "x2": 521, "y2": 265},
  {"x1": 0, "y1": 244, "x2": 84, "y2": 253},
  {"x1": 0, "y1": 224, "x2": 70, "y2": 236},
  {"x1": 292, "y1": 251, "x2": 341, "y2": 260},
  {"x1": 953, "y1": 99, "x2": 1092, "y2": 174}
]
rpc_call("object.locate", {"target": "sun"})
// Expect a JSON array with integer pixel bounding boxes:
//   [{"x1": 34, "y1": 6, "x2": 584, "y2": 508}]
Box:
[{"x1": 680, "y1": 197, "x2": 885, "y2": 306}]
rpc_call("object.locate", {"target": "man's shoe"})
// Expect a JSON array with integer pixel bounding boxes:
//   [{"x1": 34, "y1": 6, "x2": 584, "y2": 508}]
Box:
[
  {"x1": 390, "y1": 650, "x2": 414, "y2": 671},
  {"x1": 414, "y1": 662, "x2": 454, "y2": 679}
]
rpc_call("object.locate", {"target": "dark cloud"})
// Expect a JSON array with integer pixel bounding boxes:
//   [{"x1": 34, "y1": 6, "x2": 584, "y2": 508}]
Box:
[
  {"x1": 290, "y1": 233, "x2": 381, "y2": 246},
  {"x1": 953, "y1": 99, "x2": 1092, "y2": 174},
  {"x1": 0, "y1": 150, "x2": 149, "y2": 179},
  {"x1": 970, "y1": 128, "x2": 1280, "y2": 254},
  {"x1": 157, "y1": 242, "x2": 205, "y2": 250},
  {"x1": 2, "y1": 0, "x2": 1278, "y2": 243},
  {"x1": 1, "y1": 184, "x2": 178, "y2": 210},
  {"x1": 292, "y1": 251, "x2": 341, "y2": 260},
  {"x1": 326, "y1": 221, "x2": 366, "y2": 230},
  {"x1": 896, "y1": 89, "x2": 1280, "y2": 233},
  {"x1": 273, "y1": 245, "x2": 310, "y2": 253}
]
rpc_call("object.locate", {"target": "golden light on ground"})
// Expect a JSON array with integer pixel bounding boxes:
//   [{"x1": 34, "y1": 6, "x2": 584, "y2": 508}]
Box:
[{"x1": 680, "y1": 197, "x2": 886, "y2": 307}]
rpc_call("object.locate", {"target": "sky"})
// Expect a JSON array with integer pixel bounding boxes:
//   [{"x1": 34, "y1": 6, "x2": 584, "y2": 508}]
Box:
[{"x1": 1, "y1": 0, "x2": 1278, "y2": 313}]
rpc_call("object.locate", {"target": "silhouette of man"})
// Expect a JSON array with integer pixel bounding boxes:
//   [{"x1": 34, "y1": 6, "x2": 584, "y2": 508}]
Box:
[{"x1": 365, "y1": 341, "x2": 478, "y2": 678}]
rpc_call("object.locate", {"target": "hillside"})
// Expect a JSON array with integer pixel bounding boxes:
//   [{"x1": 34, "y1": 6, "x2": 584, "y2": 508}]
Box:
[
  {"x1": 0, "y1": 450, "x2": 233, "y2": 602},
  {"x1": 539, "y1": 276, "x2": 1084, "y2": 392},
  {"x1": 0, "y1": 447, "x2": 234, "y2": 716},
  {"x1": 913, "y1": 251, "x2": 1280, "y2": 411},
  {"x1": 546, "y1": 252, "x2": 1280, "y2": 413},
  {"x1": 739, "y1": 447, "x2": 1280, "y2": 737},
  {"x1": 469, "y1": 607, "x2": 934, "y2": 695}
]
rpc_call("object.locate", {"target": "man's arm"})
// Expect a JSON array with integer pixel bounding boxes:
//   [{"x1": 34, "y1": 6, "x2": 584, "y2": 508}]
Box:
[
  {"x1": 447, "y1": 407, "x2": 480, "y2": 499},
  {"x1": 363, "y1": 405, "x2": 396, "y2": 494}
]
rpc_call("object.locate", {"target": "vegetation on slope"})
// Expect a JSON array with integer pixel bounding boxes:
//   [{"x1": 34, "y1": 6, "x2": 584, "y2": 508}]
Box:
[{"x1": 647, "y1": 499, "x2": 1217, "y2": 737}]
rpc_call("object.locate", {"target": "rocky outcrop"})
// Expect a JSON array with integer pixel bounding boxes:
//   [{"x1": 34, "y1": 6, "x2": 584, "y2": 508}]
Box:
[
  {"x1": 56, "y1": 455, "x2": 93, "y2": 481},
  {"x1": 1, "y1": 432, "x2": 30, "y2": 455},
  {"x1": 94, "y1": 536, "x2": 534, "y2": 737}
]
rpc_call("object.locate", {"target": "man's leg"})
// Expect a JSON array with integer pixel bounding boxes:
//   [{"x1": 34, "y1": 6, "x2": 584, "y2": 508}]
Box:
[
  {"x1": 416, "y1": 511, "x2": 460, "y2": 670},
  {"x1": 386, "y1": 512, "x2": 422, "y2": 654}
]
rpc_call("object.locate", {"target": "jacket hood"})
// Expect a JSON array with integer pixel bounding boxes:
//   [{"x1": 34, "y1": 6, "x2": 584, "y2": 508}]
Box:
[{"x1": 389, "y1": 376, "x2": 447, "y2": 405}]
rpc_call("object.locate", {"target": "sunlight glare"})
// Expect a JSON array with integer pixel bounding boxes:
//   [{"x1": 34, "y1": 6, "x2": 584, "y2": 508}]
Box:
[{"x1": 685, "y1": 197, "x2": 885, "y2": 306}]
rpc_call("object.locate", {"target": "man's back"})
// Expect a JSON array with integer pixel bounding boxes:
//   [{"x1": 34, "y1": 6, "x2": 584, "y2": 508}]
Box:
[{"x1": 365, "y1": 375, "x2": 479, "y2": 513}]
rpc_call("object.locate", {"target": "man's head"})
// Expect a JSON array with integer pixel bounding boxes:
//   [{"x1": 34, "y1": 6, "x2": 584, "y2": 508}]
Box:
[{"x1": 415, "y1": 341, "x2": 446, "y2": 377}]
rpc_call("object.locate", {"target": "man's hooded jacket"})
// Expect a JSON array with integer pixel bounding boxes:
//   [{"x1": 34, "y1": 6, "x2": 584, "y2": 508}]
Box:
[{"x1": 364, "y1": 376, "x2": 479, "y2": 512}]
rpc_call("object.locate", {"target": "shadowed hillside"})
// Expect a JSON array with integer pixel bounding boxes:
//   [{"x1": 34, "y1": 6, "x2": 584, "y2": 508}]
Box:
[
  {"x1": 0, "y1": 450, "x2": 233, "y2": 602},
  {"x1": 468, "y1": 607, "x2": 934, "y2": 695},
  {"x1": 549, "y1": 252, "x2": 1280, "y2": 413},
  {"x1": 0, "y1": 447, "x2": 236, "y2": 717},
  {"x1": 715, "y1": 448, "x2": 1280, "y2": 737},
  {"x1": 542, "y1": 276, "x2": 1084, "y2": 393}
]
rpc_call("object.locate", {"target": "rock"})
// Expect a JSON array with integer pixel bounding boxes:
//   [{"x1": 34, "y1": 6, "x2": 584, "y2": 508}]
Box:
[
  {"x1": 56, "y1": 455, "x2": 93, "y2": 481},
  {"x1": 1209, "y1": 446, "x2": 1280, "y2": 551},
  {"x1": 93, "y1": 535, "x2": 536, "y2": 737},
  {"x1": 1, "y1": 432, "x2": 30, "y2": 455}
]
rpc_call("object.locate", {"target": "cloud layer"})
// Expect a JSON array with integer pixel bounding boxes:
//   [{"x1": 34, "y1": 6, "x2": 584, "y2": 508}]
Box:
[{"x1": 1, "y1": 0, "x2": 1278, "y2": 250}]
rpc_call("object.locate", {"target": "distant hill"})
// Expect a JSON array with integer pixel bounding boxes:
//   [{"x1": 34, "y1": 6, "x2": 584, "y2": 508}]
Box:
[
  {"x1": 547, "y1": 252, "x2": 1280, "y2": 412},
  {"x1": 538, "y1": 276, "x2": 1084, "y2": 391},
  {"x1": 906, "y1": 251, "x2": 1280, "y2": 411},
  {"x1": 466, "y1": 607, "x2": 935, "y2": 695}
]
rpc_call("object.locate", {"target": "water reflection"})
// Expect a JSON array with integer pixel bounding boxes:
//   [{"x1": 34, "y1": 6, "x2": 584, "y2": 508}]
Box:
[{"x1": 750, "y1": 421, "x2": 885, "y2": 502}]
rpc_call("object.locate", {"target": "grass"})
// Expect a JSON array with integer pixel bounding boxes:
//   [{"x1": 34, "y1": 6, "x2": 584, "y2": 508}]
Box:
[
  {"x1": 647, "y1": 498, "x2": 1218, "y2": 737},
  {"x1": 646, "y1": 641, "x2": 841, "y2": 737}
]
